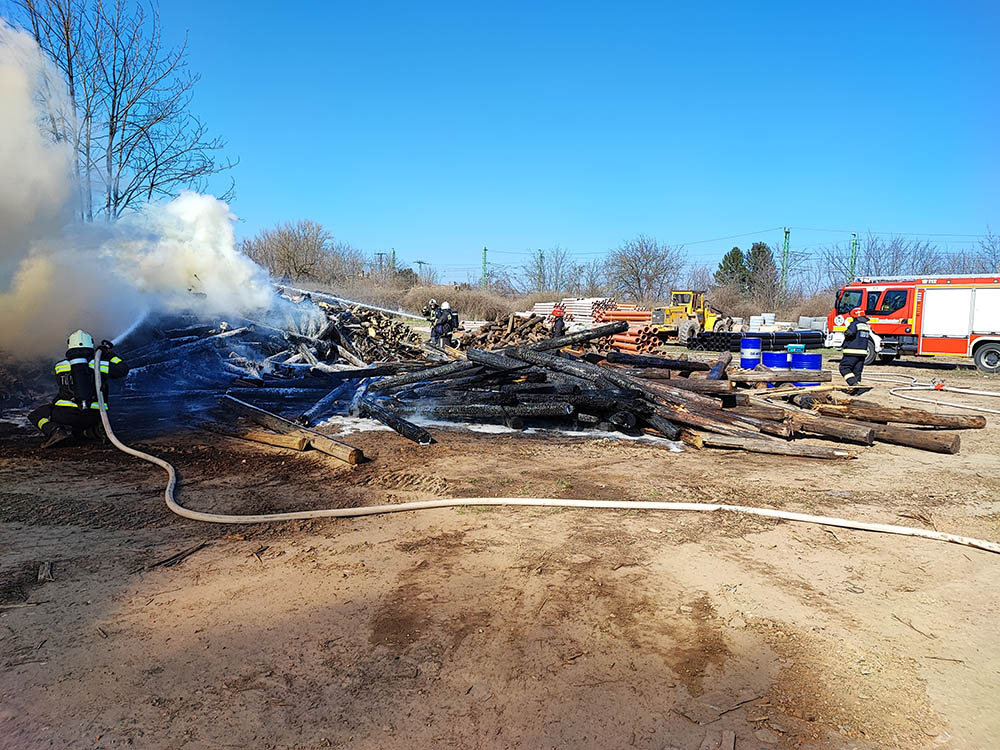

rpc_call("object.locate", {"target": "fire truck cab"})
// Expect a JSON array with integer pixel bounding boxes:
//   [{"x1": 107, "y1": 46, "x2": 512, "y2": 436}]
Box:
[{"x1": 825, "y1": 275, "x2": 1000, "y2": 374}]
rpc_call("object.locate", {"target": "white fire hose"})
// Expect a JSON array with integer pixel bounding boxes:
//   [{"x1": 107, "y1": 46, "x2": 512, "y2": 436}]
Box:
[
  {"x1": 864, "y1": 373, "x2": 1000, "y2": 415},
  {"x1": 92, "y1": 350, "x2": 1000, "y2": 555}
]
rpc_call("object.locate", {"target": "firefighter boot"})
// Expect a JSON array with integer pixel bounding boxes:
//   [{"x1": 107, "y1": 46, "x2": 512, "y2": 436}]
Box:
[
  {"x1": 41, "y1": 425, "x2": 72, "y2": 448},
  {"x1": 81, "y1": 425, "x2": 107, "y2": 443}
]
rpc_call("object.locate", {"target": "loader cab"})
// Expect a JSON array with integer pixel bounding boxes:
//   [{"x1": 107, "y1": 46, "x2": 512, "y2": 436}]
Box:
[{"x1": 671, "y1": 291, "x2": 694, "y2": 309}]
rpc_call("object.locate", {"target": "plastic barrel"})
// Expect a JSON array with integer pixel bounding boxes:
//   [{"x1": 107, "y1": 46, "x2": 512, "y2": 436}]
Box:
[
  {"x1": 740, "y1": 337, "x2": 762, "y2": 369},
  {"x1": 761, "y1": 350, "x2": 788, "y2": 388},
  {"x1": 791, "y1": 352, "x2": 823, "y2": 387}
]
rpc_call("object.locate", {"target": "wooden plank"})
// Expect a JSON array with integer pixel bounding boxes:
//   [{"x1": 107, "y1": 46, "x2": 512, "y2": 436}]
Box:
[{"x1": 220, "y1": 396, "x2": 363, "y2": 464}]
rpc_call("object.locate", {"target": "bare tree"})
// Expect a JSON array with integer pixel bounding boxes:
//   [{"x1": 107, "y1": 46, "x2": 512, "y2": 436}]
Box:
[
  {"x1": 12, "y1": 0, "x2": 235, "y2": 220},
  {"x1": 240, "y1": 220, "x2": 364, "y2": 283},
  {"x1": 683, "y1": 263, "x2": 714, "y2": 291},
  {"x1": 819, "y1": 235, "x2": 946, "y2": 287},
  {"x1": 579, "y1": 259, "x2": 608, "y2": 297},
  {"x1": 976, "y1": 227, "x2": 1000, "y2": 272},
  {"x1": 606, "y1": 234, "x2": 685, "y2": 302}
]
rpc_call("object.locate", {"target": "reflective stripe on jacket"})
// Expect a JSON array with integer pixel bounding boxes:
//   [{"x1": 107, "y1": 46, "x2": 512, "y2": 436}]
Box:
[
  {"x1": 842, "y1": 321, "x2": 871, "y2": 355},
  {"x1": 52, "y1": 348, "x2": 128, "y2": 410}
]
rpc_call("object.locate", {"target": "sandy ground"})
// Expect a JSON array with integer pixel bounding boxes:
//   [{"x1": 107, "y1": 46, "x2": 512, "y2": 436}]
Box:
[{"x1": 2, "y1": 358, "x2": 999, "y2": 749}]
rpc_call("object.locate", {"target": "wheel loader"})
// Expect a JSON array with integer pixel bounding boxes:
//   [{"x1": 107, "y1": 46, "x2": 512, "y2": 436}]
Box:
[{"x1": 650, "y1": 291, "x2": 730, "y2": 345}]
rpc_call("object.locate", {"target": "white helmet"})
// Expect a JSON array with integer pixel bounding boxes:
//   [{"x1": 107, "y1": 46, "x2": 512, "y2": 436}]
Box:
[
  {"x1": 440, "y1": 301, "x2": 451, "y2": 310},
  {"x1": 68, "y1": 329, "x2": 95, "y2": 349},
  {"x1": 429, "y1": 298, "x2": 438, "y2": 306}
]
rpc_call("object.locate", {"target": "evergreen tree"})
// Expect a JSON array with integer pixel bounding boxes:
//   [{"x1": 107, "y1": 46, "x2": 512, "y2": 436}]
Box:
[{"x1": 714, "y1": 246, "x2": 748, "y2": 290}]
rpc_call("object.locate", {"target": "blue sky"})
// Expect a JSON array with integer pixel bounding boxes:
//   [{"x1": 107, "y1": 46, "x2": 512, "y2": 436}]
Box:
[{"x1": 159, "y1": 1, "x2": 998, "y2": 282}]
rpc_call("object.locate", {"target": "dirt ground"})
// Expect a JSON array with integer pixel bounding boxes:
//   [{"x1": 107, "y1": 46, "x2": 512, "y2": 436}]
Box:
[{"x1": 2, "y1": 358, "x2": 999, "y2": 749}]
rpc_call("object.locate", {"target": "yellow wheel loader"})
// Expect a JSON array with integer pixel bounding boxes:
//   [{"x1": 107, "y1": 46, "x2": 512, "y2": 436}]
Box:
[{"x1": 650, "y1": 291, "x2": 730, "y2": 345}]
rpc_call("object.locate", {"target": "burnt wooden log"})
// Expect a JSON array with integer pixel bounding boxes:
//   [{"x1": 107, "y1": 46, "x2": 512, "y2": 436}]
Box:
[
  {"x1": 220, "y1": 395, "x2": 363, "y2": 464},
  {"x1": 609, "y1": 410, "x2": 638, "y2": 430},
  {"x1": 297, "y1": 381, "x2": 359, "y2": 426},
  {"x1": 359, "y1": 399, "x2": 433, "y2": 445},
  {"x1": 466, "y1": 348, "x2": 531, "y2": 371},
  {"x1": 286, "y1": 332, "x2": 334, "y2": 359},
  {"x1": 606, "y1": 351, "x2": 711, "y2": 371},
  {"x1": 814, "y1": 403, "x2": 986, "y2": 429},
  {"x1": 431, "y1": 402, "x2": 575, "y2": 419},
  {"x1": 641, "y1": 413, "x2": 681, "y2": 441},
  {"x1": 529, "y1": 321, "x2": 629, "y2": 351},
  {"x1": 370, "y1": 359, "x2": 479, "y2": 392}
]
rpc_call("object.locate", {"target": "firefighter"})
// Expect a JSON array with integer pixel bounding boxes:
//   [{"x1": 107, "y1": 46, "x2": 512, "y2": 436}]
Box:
[
  {"x1": 421, "y1": 298, "x2": 440, "y2": 324},
  {"x1": 28, "y1": 330, "x2": 129, "y2": 448},
  {"x1": 839, "y1": 311, "x2": 871, "y2": 391},
  {"x1": 550, "y1": 307, "x2": 567, "y2": 338},
  {"x1": 431, "y1": 302, "x2": 459, "y2": 348}
]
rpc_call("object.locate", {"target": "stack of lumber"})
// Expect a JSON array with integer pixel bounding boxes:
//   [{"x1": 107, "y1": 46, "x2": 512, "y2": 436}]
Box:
[{"x1": 456, "y1": 314, "x2": 549, "y2": 349}]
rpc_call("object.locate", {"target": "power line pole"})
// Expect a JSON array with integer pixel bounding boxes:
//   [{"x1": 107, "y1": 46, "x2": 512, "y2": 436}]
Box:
[
  {"x1": 537, "y1": 248, "x2": 544, "y2": 291},
  {"x1": 415, "y1": 260, "x2": 428, "y2": 282},
  {"x1": 375, "y1": 252, "x2": 388, "y2": 275},
  {"x1": 848, "y1": 233, "x2": 858, "y2": 281},
  {"x1": 780, "y1": 227, "x2": 790, "y2": 298},
  {"x1": 390, "y1": 248, "x2": 396, "y2": 270},
  {"x1": 481, "y1": 247, "x2": 487, "y2": 288}
]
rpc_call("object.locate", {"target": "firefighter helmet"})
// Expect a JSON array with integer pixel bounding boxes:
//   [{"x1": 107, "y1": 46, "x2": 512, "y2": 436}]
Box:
[
  {"x1": 68, "y1": 330, "x2": 95, "y2": 350},
  {"x1": 441, "y1": 301, "x2": 451, "y2": 310}
]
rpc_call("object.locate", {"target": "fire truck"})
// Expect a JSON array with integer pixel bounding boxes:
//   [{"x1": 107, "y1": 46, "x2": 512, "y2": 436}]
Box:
[{"x1": 825, "y1": 274, "x2": 1000, "y2": 373}]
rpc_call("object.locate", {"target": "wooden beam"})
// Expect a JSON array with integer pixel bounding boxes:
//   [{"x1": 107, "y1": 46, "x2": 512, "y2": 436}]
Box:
[{"x1": 220, "y1": 396, "x2": 363, "y2": 464}]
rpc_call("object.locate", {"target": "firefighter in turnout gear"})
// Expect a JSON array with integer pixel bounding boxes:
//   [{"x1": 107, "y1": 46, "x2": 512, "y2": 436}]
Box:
[
  {"x1": 28, "y1": 330, "x2": 129, "y2": 448},
  {"x1": 839, "y1": 311, "x2": 871, "y2": 391},
  {"x1": 421, "y1": 298, "x2": 440, "y2": 324},
  {"x1": 431, "y1": 302, "x2": 459, "y2": 348},
  {"x1": 550, "y1": 307, "x2": 567, "y2": 338}
]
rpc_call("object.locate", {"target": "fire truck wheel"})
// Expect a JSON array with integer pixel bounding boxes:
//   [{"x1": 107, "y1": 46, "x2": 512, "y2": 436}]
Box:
[
  {"x1": 973, "y1": 342, "x2": 1000, "y2": 374},
  {"x1": 864, "y1": 340, "x2": 877, "y2": 366}
]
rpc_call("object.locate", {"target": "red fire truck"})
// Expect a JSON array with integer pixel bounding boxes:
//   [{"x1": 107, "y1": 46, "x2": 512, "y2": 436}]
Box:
[{"x1": 825, "y1": 274, "x2": 1000, "y2": 373}]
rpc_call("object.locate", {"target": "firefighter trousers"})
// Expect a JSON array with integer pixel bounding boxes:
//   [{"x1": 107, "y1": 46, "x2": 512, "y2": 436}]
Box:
[
  {"x1": 839, "y1": 355, "x2": 865, "y2": 386},
  {"x1": 28, "y1": 403, "x2": 101, "y2": 436}
]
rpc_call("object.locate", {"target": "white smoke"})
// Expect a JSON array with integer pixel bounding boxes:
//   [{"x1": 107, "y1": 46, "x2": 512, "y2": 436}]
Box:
[{"x1": 0, "y1": 24, "x2": 274, "y2": 358}]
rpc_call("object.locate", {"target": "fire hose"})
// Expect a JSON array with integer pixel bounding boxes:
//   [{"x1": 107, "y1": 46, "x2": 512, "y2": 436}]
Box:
[
  {"x1": 92, "y1": 349, "x2": 1000, "y2": 555},
  {"x1": 864, "y1": 374, "x2": 1000, "y2": 415}
]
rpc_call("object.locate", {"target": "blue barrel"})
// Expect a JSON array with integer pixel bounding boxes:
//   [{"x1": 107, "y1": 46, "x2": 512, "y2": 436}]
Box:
[
  {"x1": 791, "y1": 352, "x2": 823, "y2": 387},
  {"x1": 740, "y1": 337, "x2": 762, "y2": 369},
  {"x1": 761, "y1": 350, "x2": 788, "y2": 388}
]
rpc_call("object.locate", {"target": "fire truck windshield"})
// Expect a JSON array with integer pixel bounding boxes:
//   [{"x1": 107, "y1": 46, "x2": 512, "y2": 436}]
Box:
[{"x1": 836, "y1": 289, "x2": 863, "y2": 314}]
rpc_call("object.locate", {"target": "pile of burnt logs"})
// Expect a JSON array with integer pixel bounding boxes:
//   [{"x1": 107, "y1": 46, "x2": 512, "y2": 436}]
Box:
[
  {"x1": 113, "y1": 300, "x2": 436, "y2": 421},
  {"x1": 457, "y1": 314, "x2": 550, "y2": 350},
  {"x1": 343, "y1": 326, "x2": 985, "y2": 458}
]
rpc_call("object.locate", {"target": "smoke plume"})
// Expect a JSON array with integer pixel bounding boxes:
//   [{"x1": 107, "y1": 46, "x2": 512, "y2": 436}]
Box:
[{"x1": 0, "y1": 23, "x2": 274, "y2": 358}]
